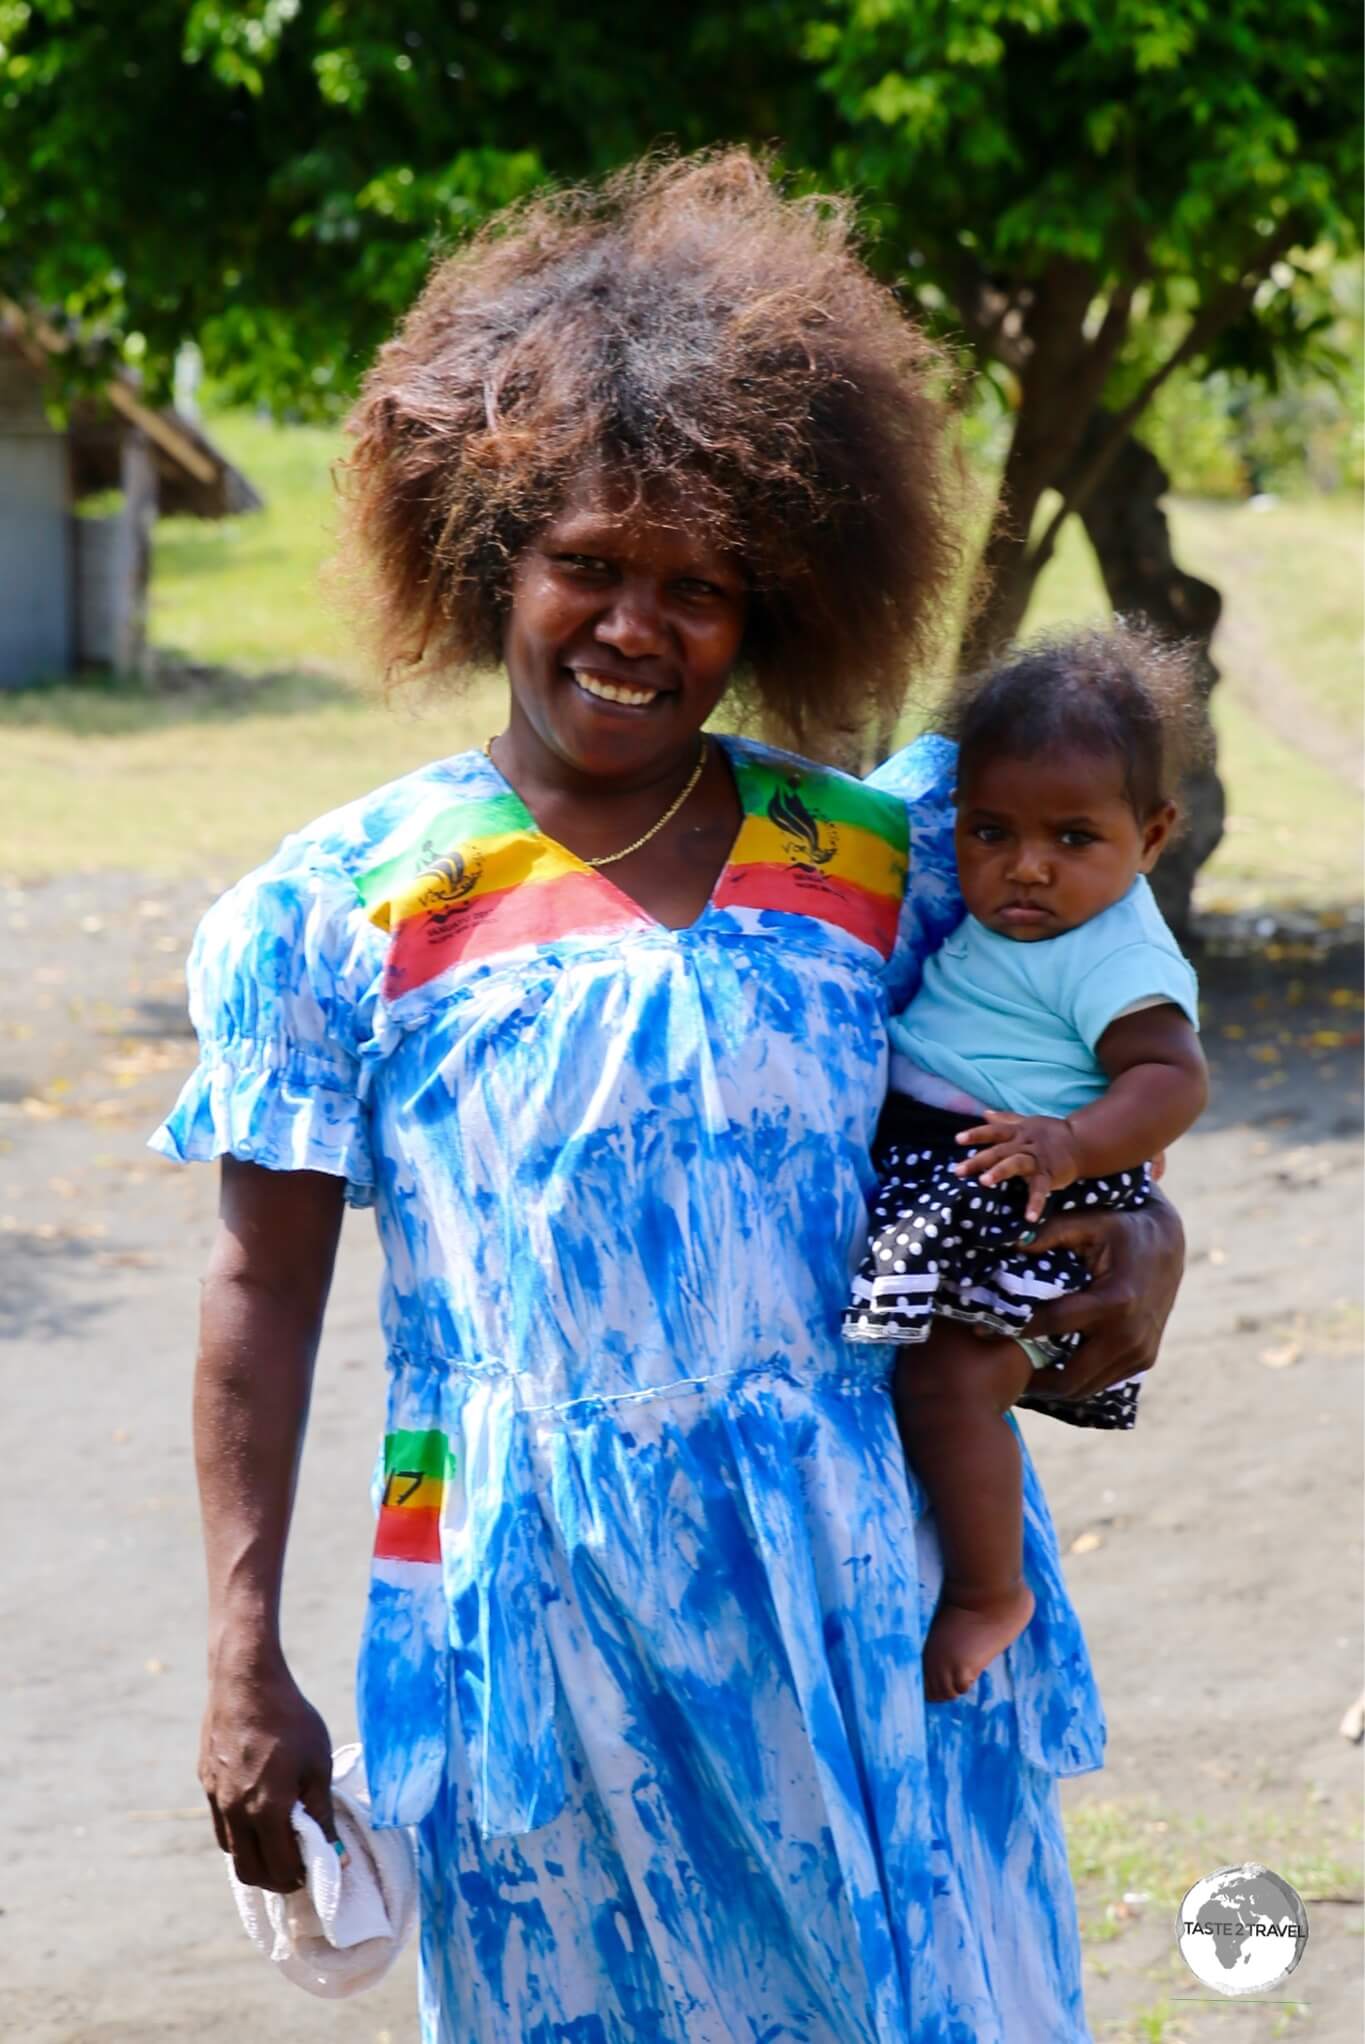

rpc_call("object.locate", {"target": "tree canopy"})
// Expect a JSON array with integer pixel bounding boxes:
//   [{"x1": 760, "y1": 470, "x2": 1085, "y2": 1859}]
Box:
[
  {"x1": 811, "y1": 0, "x2": 1362, "y2": 653},
  {"x1": 3, "y1": 0, "x2": 1359, "y2": 664},
  {"x1": 0, "y1": 1, "x2": 818, "y2": 407}
]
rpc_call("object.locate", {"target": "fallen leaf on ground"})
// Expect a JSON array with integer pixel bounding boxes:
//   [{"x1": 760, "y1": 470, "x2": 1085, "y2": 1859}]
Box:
[
  {"x1": 1070, "y1": 1531, "x2": 1104, "y2": 1555},
  {"x1": 1259, "y1": 1341, "x2": 1302, "y2": 1369}
]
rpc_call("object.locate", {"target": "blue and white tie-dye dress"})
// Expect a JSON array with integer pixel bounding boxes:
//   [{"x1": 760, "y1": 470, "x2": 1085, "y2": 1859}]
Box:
[{"x1": 153, "y1": 733, "x2": 1105, "y2": 2044}]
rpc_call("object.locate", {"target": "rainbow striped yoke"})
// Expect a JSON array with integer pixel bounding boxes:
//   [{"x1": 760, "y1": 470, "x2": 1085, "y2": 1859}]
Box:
[
  {"x1": 357, "y1": 747, "x2": 909, "y2": 996},
  {"x1": 373, "y1": 1427, "x2": 455, "y2": 1565}
]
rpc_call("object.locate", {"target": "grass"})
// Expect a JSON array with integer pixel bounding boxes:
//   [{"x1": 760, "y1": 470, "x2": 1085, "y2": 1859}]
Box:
[
  {"x1": 0, "y1": 412, "x2": 503, "y2": 876},
  {"x1": 1173, "y1": 496, "x2": 1363, "y2": 745},
  {"x1": 150, "y1": 412, "x2": 358, "y2": 676},
  {"x1": 1065, "y1": 1793, "x2": 1361, "y2": 1934},
  {"x1": 0, "y1": 412, "x2": 1359, "y2": 893}
]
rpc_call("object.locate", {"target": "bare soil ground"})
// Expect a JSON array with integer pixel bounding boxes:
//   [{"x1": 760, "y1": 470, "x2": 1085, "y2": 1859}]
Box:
[{"x1": 0, "y1": 870, "x2": 1359, "y2": 2044}]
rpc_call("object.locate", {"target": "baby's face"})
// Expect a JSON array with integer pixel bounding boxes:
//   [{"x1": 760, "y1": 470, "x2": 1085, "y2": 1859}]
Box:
[{"x1": 954, "y1": 748, "x2": 1174, "y2": 941}]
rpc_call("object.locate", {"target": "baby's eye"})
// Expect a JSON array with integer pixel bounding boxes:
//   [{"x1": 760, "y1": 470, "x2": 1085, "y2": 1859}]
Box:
[
  {"x1": 1059, "y1": 829, "x2": 1098, "y2": 849},
  {"x1": 970, "y1": 823, "x2": 1007, "y2": 844}
]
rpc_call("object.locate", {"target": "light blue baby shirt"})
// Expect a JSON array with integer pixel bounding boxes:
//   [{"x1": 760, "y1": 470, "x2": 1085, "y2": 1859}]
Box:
[{"x1": 890, "y1": 876, "x2": 1200, "y2": 1118}]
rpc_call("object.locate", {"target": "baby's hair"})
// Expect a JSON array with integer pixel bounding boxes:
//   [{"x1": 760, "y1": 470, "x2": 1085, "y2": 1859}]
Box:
[
  {"x1": 944, "y1": 621, "x2": 1212, "y2": 823},
  {"x1": 339, "y1": 148, "x2": 963, "y2": 742}
]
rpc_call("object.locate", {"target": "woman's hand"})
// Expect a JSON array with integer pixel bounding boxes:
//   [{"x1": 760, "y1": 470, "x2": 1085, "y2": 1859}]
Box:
[
  {"x1": 201, "y1": 1641, "x2": 340, "y2": 1892},
  {"x1": 1017, "y1": 1188, "x2": 1185, "y2": 1398}
]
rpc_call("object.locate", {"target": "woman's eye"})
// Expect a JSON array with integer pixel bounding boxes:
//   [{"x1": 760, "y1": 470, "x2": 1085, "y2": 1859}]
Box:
[
  {"x1": 675, "y1": 578, "x2": 725, "y2": 601},
  {"x1": 555, "y1": 553, "x2": 610, "y2": 576}
]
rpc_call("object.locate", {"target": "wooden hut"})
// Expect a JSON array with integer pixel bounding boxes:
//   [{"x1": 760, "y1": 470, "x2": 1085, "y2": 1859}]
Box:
[{"x1": 0, "y1": 306, "x2": 262, "y2": 687}]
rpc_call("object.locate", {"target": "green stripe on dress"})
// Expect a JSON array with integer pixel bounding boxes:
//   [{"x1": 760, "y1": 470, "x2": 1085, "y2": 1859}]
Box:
[
  {"x1": 383, "y1": 1427, "x2": 457, "y2": 1479},
  {"x1": 357, "y1": 792, "x2": 532, "y2": 910},
  {"x1": 732, "y1": 757, "x2": 909, "y2": 851}
]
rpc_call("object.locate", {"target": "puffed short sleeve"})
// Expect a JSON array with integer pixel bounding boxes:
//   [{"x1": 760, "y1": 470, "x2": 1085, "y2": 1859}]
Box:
[
  {"x1": 866, "y1": 732, "x2": 965, "y2": 1012},
  {"x1": 1069, "y1": 941, "x2": 1201, "y2": 1053},
  {"x1": 149, "y1": 837, "x2": 383, "y2": 1206}
]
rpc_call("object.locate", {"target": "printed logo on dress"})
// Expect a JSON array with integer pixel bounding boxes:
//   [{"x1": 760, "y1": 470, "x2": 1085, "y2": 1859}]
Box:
[
  {"x1": 414, "y1": 838, "x2": 484, "y2": 937},
  {"x1": 767, "y1": 781, "x2": 839, "y2": 877}
]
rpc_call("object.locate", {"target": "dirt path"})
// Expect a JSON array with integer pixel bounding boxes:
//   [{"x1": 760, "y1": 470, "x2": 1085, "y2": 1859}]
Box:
[
  {"x1": 1, "y1": 870, "x2": 1359, "y2": 2044},
  {"x1": 1187, "y1": 510, "x2": 1364, "y2": 796}
]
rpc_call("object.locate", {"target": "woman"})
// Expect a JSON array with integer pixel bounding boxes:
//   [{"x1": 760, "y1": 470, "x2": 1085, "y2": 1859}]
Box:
[{"x1": 154, "y1": 154, "x2": 1182, "y2": 2042}]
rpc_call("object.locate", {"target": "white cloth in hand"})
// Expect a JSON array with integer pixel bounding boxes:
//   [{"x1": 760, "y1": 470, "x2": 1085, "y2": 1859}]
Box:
[{"x1": 226, "y1": 1744, "x2": 417, "y2": 1999}]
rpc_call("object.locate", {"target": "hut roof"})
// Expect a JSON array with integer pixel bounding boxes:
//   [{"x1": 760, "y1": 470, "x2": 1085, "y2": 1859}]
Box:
[{"x1": 0, "y1": 303, "x2": 263, "y2": 518}]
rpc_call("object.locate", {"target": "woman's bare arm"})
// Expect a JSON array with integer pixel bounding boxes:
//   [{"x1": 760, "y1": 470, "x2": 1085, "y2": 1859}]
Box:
[{"x1": 195, "y1": 1157, "x2": 347, "y2": 1892}]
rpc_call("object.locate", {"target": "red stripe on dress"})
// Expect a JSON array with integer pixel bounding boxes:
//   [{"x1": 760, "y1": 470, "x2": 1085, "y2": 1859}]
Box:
[
  {"x1": 712, "y1": 862, "x2": 901, "y2": 957},
  {"x1": 383, "y1": 868, "x2": 652, "y2": 995},
  {"x1": 373, "y1": 1504, "x2": 442, "y2": 1563}
]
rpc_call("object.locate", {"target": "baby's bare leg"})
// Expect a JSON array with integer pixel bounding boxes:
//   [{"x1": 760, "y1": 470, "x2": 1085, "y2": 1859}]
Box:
[{"x1": 893, "y1": 1324, "x2": 1039, "y2": 1702}]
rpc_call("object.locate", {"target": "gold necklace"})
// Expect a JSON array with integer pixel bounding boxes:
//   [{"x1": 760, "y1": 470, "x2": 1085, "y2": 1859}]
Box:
[{"x1": 483, "y1": 735, "x2": 709, "y2": 869}]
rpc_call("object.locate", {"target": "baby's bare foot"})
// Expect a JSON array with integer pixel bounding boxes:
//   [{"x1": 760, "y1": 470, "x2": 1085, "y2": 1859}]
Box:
[{"x1": 923, "y1": 1582, "x2": 1036, "y2": 1702}]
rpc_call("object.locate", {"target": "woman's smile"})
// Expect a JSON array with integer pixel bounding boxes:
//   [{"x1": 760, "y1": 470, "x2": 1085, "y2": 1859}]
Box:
[{"x1": 566, "y1": 663, "x2": 671, "y2": 711}]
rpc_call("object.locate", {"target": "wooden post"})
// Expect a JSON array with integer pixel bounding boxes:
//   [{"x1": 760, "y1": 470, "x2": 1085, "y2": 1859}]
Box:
[{"x1": 119, "y1": 428, "x2": 156, "y2": 675}]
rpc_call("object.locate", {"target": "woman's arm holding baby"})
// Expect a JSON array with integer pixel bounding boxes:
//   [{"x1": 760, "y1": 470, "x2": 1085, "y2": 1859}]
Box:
[{"x1": 953, "y1": 1006, "x2": 1207, "y2": 1223}]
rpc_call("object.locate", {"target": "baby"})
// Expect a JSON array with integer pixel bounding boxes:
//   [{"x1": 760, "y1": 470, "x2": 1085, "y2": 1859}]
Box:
[{"x1": 847, "y1": 623, "x2": 1209, "y2": 1702}]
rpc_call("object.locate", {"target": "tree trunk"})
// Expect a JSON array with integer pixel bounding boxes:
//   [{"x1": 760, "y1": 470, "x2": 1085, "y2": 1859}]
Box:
[
  {"x1": 1065, "y1": 416, "x2": 1225, "y2": 935},
  {"x1": 956, "y1": 260, "x2": 1134, "y2": 674}
]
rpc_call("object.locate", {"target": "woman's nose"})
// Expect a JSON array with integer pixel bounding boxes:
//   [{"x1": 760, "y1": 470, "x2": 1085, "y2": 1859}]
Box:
[{"x1": 594, "y1": 582, "x2": 669, "y2": 656}]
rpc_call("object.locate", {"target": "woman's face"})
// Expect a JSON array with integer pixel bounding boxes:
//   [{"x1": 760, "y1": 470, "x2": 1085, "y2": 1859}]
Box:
[{"x1": 502, "y1": 474, "x2": 748, "y2": 784}]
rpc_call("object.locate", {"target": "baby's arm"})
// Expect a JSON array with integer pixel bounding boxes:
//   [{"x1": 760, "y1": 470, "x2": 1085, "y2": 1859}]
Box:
[{"x1": 955, "y1": 1004, "x2": 1207, "y2": 1223}]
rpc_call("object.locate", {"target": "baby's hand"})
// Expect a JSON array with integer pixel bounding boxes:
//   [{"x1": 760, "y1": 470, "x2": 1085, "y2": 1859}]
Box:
[{"x1": 953, "y1": 1112, "x2": 1082, "y2": 1224}]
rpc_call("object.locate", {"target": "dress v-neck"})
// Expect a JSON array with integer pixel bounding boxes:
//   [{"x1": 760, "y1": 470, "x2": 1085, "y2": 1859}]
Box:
[{"x1": 478, "y1": 732, "x2": 751, "y2": 936}]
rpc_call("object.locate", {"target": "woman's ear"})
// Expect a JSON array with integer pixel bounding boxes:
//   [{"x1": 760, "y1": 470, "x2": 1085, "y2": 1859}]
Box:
[{"x1": 1138, "y1": 800, "x2": 1178, "y2": 870}]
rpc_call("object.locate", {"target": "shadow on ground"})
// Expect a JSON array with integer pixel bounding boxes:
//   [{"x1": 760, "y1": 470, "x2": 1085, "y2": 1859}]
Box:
[
  {"x1": 0, "y1": 660, "x2": 361, "y2": 738},
  {"x1": 1191, "y1": 915, "x2": 1363, "y2": 1145}
]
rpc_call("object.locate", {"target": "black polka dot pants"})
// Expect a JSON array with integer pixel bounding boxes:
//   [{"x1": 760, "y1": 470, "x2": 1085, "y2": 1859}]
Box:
[{"x1": 844, "y1": 1097, "x2": 1150, "y2": 1431}]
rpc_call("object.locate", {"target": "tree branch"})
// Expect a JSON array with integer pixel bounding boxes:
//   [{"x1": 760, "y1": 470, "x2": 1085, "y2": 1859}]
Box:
[{"x1": 1022, "y1": 220, "x2": 1301, "y2": 579}]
